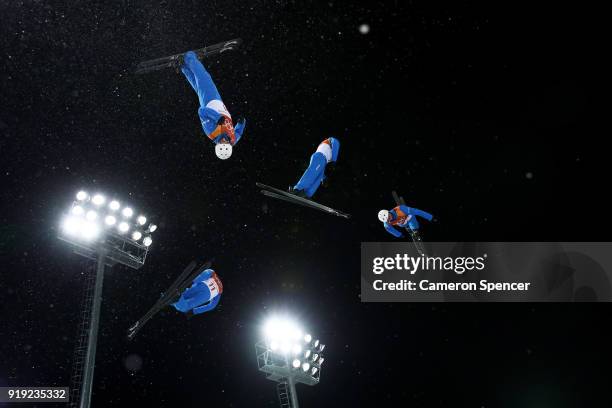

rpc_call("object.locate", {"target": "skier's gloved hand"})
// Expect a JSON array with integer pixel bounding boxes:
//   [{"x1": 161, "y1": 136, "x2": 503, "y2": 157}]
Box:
[{"x1": 236, "y1": 118, "x2": 246, "y2": 130}]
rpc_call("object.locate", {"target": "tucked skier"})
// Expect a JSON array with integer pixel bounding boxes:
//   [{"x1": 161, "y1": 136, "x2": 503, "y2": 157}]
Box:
[
  {"x1": 127, "y1": 261, "x2": 221, "y2": 340},
  {"x1": 180, "y1": 50, "x2": 246, "y2": 160},
  {"x1": 172, "y1": 268, "x2": 223, "y2": 316},
  {"x1": 290, "y1": 137, "x2": 340, "y2": 198},
  {"x1": 378, "y1": 205, "x2": 433, "y2": 238}
]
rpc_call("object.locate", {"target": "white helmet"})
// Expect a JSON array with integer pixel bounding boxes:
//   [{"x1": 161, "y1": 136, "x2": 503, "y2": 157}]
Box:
[
  {"x1": 215, "y1": 143, "x2": 233, "y2": 160},
  {"x1": 378, "y1": 209, "x2": 389, "y2": 223}
]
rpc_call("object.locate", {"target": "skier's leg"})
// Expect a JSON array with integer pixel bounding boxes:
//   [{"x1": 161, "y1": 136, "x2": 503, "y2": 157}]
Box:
[
  {"x1": 183, "y1": 51, "x2": 222, "y2": 107},
  {"x1": 182, "y1": 284, "x2": 207, "y2": 300},
  {"x1": 294, "y1": 152, "x2": 327, "y2": 193},
  {"x1": 183, "y1": 291, "x2": 210, "y2": 310},
  {"x1": 305, "y1": 172, "x2": 325, "y2": 198},
  {"x1": 172, "y1": 289, "x2": 206, "y2": 312},
  {"x1": 181, "y1": 66, "x2": 198, "y2": 92}
]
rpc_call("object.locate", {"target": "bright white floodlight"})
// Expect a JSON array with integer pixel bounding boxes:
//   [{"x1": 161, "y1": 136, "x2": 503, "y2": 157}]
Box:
[
  {"x1": 63, "y1": 216, "x2": 81, "y2": 235},
  {"x1": 122, "y1": 207, "x2": 133, "y2": 218},
  {"x1": 256, "y1": 314, "x2": 325, "y2": 407},
  {"x1": 143, "y1": 236, "x2": 153, "y2": 247},
  {"x1": 58, "y1": 189, "x2": 158, "y2": 408},
  {"x1": 148, "y1": 224, "x2": 158, "y2": 232},
  {"x1": 280, "y1": 342, "x2": 291, "y2": 354},
  {"x1": 92, "y1": 194, "x2": 105, "y2": 206},
  {"x1": 118, "y1": 222, "x2": 129, "y2": 233},
  {"x1": 81, "y1": 222, "x2": 100, "y2": 240},
  {"x1": 264, "y1": 317, "x2": 301, "y2": 341},
  {"x1": 137, "y1": 215, "x2": 147, "y2": 226}
]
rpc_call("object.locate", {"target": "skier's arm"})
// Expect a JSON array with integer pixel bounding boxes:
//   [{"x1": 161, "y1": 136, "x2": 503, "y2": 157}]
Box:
[
  {"x1": 413, "y1": 208, "x2": 433, "y2": 221},
  {"x1": 384, "y1": 222, "x2": 404, "y2": 238},
  {"x1": 399, "y1": 205, "x2": 433, "y2": 221},
  {"x1": 193, "y1": 296, "x2": 220, "y2": 315},
  {"x1": 234, "y1": 118, "x2": 246, "y2": 144}
]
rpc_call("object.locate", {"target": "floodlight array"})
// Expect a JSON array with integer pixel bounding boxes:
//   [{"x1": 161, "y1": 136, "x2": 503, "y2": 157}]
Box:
[
  {"x1": 61, "y1": 190, "x2": 157, "y2": 245},
  {"x1": 262, "y1": 317, "x2": 326, "y2": 379}
]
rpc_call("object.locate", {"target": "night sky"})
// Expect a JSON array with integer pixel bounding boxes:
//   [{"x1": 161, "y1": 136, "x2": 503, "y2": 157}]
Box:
[{"x1": 0, "y1": 1, "x2": 608, "y2": 407}]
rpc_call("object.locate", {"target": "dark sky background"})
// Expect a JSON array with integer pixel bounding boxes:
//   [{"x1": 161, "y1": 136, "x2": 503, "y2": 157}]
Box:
[{"x1": 0, "y1": 0, "x2": 608, "y2": 407}]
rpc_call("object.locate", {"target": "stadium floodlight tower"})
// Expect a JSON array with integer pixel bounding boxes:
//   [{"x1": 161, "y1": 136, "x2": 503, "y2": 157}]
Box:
[
  {"x1": 58, "y1": 190, "x2": 157, "y2": 408},
  {"x1": 256, "y1": 316, "x2": 326, "y2": 408}
]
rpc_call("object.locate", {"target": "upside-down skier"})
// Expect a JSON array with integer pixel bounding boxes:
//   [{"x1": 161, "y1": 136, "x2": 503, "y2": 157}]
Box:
[
  {"x1": 289, "y1": 137, "x2": 340, "y2": 198},
  {"x1": 257, "y1": 136, "x2": 349, "y2": 218},
  {"x1": 180, "y1": 50, "x2": 246, "y2": 160}
]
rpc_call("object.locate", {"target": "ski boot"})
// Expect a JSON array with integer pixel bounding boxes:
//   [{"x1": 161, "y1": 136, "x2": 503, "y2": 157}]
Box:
[{"x1": 288, "y1": 186, "x2": 308, "y2": 198}]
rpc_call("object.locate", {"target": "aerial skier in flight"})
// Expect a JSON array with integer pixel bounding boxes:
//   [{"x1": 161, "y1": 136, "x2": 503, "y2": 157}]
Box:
[
  {"x1": 180, "y1": 51, "x2": 246, "y2": 160},
  {"x1": 171, "y1": 267, "x2": 223, "y2": 316},
  {"x1": 289, "y1": 137, "x2": 340, "y2": 198},
  {"x1": 378, "y1": 191, "x2": 434, "y2": 255},
  {"x1": 378, "y1": 205, "x2": 433, "y2": 238},
  {"x1": 257, "y1": 137, "x2": 350, "y2": 218},
  {"x1": 135, "y1": 38, "x2": 245, "y2": 160},
  {"x1": 127, "y1": 261, "x2": 222, "y2": 340}
]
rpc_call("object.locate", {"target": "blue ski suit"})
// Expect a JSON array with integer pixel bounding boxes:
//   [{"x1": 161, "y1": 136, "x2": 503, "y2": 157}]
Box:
[
  {"x1": 180, "y1": 51, "x2": 246, "y2": 145},
  {"x1": 293, "y1": 137, "x2": 340, "y2": 198},
  {"x1": 384, "y1": 205, "x2": 433, "y2": 238},
  {"x1": 172, "y1": 269, "x2": 223, "y2": 315}
]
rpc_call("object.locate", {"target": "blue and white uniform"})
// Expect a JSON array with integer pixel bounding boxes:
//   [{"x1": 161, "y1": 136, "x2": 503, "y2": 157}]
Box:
[
  {"x1": 383, "y1": 205, "x2": 433, "y2": 238},
  {"x1": 180, "y1": 51, "x2": 246, "y2": 146},
  {"x1": 293, "y1": 137, "x2": 340, "y2": 198},
  {"x1": 172, "y1": 269, "x2": 223, "y2": 315}
]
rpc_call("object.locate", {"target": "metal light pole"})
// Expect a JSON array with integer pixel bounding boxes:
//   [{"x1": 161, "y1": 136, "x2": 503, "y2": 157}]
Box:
[
  {"x1": 58, "y1": 190, "x2": 157, "y2": 408},
  {"x1": 286, "y1": 376, "x2": 299, "y2": 408},
  {"x1": 78, "y1": 249, "x2": 106, "y2": 408},
  {"x1": 256, "y1": 316, "x2": 326, "y2": 408}
]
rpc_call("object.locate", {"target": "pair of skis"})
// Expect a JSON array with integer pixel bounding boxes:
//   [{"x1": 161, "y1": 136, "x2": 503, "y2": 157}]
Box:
[
  {"x1": 257, "y1": 183, "x2": 351, "y2": 219},
  {"x1": 392, "y1": 191, "x2": 428, "y2": 256},
  {"x1": 135, "y1": 38, "x2": 242, "y2": 74},
  {"x1": 127, "y1": 260, "x2": 211, "y2": 340}
]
